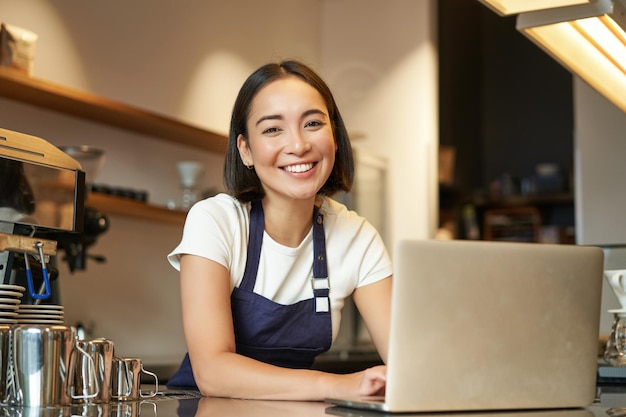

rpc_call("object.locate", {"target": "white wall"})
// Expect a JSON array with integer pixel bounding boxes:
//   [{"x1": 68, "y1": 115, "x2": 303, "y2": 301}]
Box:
[
  {"x1": 574, "y1": 79, "x2": 626, "y2": 247},
  {"x1": 574, "y1": 77, "x2": 626, "y2": 336},
  {"x1": 0, "y1": 0, "x2": 436, "y2": 371},
  {"x1": 320, "y1": 0, "x2": 438, "y2": 246}
]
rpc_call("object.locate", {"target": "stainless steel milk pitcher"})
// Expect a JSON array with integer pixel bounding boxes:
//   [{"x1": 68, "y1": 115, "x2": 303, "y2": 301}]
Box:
[
  {"x1": 111, "y1": 357, "x2": 158, "y2": 401},
  {"x1": 9, "y1": 324, "x2": 99, "y2": 407},
  {"x1": 74, "y1": 338, "x2": 113, "y2": 403},
  {"x1": 0, "y1": 325, "x2": 10, "y2": 404}
]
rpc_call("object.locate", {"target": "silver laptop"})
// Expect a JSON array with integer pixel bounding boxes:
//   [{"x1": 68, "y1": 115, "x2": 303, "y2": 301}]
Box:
[{"x1": 327, "y1": 239, "x2": 604, "y2": 413}]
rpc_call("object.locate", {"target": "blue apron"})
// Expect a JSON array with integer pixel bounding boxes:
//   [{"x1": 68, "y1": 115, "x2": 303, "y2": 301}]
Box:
[{"x1": 167, "y1": 201, "x2": 332, "y2": 388}]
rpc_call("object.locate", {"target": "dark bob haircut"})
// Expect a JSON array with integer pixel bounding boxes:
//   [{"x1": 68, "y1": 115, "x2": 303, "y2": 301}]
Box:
[{"x1": 223, "y1": 60, "x2": 354, "y2": 203}]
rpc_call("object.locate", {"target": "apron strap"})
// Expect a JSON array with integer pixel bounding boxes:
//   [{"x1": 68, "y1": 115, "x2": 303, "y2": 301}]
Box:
[
  {"x1": 312, "y1": 207, "x2": 330, "y2": 314},
  {"x1": 239, "y1": 200, "x2": 264, "y2": 292}
]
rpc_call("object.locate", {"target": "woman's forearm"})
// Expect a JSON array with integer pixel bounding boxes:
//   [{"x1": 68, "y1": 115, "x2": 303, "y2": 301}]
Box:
[{"x1": 191, "y1": 351, "x2": 363, "y2": 401}]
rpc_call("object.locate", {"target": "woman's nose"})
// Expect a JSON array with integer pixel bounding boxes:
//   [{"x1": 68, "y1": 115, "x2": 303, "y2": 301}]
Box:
[{"x1": 287, "y1": 130, "x2": 312, "y2": 154}]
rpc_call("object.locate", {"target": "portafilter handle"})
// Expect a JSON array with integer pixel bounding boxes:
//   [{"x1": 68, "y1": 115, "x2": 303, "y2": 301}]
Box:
[{"x1": 0, "y1": 233, "x2": 57, "y2": 257}]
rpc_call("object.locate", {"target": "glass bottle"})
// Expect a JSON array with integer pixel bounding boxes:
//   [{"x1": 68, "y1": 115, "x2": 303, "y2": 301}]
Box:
[{"x1": 605, "y1": 312, "x2": 626, "y2": 366}]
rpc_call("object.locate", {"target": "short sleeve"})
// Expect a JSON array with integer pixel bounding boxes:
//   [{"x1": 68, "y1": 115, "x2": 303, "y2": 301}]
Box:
[{"x1": 166, "y1": 194, "x2": 249, "y2": 272}]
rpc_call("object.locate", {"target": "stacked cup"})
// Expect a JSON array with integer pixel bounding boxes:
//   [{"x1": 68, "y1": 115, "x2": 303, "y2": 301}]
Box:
[
  {"x1": 0, "y1": 285, "x2": 24, "y2": 325},
  {"x1": 16, "y1": 303, "x2": 64, "y2": 325}
]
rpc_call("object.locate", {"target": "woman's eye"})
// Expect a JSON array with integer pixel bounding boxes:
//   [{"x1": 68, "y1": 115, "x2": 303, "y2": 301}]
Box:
[
  {"x1": 262, "y1": 127, "x2": 281, "y2": 135},
  {"x1": 304, "y1": 120, "x2": 325, "y2": 129}
]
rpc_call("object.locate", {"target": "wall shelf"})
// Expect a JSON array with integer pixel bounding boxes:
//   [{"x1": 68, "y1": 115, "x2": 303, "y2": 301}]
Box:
[
  {"x1": 0, "y1": 67, "x2": 228, "y2": 153},
  {"x1": 0, "y1": 68, "x2": 227, "y2": 225},
  {"x1": 86, "y1": 193, "x2": 186, "y2": 226},
  {"x1": 473, "y1": 193, "x2": 574, "y2": 208}
]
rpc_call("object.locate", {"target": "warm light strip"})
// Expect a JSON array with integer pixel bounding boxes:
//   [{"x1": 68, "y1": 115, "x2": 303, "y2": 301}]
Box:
[
  {"x1": 522, "y1": 19, "x2": 626, "y2": 112},
  {"x1": 479, "y1": 0, "x2": 592, "y2": 16},
  {"x1": 572, "y1": 16, "x2": 626, "y2": 74}
]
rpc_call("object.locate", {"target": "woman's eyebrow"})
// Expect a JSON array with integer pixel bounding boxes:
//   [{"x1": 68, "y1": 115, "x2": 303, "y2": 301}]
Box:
[
  {"x1": 255, "y1": 114, "x2": 283, "y2": 126},
  {"x1": 302, "y1": 109, "x2": 327, "y2": 118},
  {"x1": 255, "y1": 109, "x2": 327, "y2": 126}
]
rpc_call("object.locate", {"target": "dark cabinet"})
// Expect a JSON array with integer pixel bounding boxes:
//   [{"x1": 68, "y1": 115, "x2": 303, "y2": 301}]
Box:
[{"x1": 437, "y1": 0, "x2": 575, "y2": 242}]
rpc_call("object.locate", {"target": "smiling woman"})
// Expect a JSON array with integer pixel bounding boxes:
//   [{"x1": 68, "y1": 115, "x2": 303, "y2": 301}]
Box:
[{"x1": 165, "y1": 60, "x2": 393, "y2": 401}]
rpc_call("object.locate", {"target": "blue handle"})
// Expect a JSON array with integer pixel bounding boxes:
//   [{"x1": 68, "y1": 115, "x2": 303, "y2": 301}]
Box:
[
  {"x1": 24, "y1": 244, "x2": 51, "y2": 300},
  {"x1": 35, "y1": 264, "x2": 51, "y2": 299}
]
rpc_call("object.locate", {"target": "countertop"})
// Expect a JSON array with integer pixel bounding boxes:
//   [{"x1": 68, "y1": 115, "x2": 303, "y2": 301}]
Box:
[
  {"x1": 42, "y1": 397, "x2": 626, "y2": 417},
  {"x1": 2, "y1": 384, "x2": 626, "y2": 417}
]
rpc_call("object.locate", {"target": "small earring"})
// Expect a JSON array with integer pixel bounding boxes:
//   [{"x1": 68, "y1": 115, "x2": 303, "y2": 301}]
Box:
[{"x1": 245, "y1": 163, "x2": 254, "y2": 170}]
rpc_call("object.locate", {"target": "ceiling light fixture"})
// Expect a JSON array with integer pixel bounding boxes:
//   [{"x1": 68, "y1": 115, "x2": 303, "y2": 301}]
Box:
[
  {"x1": 478, "y1": 0, "x2": 593, "y2": 16},
  {"x1": 479, "y1": 0, "x2": 626, "y2": 113}
]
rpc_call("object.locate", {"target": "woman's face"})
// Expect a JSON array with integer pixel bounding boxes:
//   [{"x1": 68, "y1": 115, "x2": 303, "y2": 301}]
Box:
[{"x1": 238, "y1": 76, "x2": 337, "y2": 203}]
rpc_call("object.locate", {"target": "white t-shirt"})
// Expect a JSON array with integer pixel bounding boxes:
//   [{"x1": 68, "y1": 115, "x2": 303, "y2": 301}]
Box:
[{"x1": 167, "y1": 193, "x2": 392, "y2": 341}]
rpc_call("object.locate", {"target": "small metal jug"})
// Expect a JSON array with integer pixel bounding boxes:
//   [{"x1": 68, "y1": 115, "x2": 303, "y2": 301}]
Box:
[{"x1": 74, "y1": 338, "x2": 114, "y2": 403}]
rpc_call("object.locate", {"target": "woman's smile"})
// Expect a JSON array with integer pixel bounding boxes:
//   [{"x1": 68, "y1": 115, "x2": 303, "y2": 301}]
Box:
[{"x1": 282, "y1": 162, "x2": 315, "y2": 173}]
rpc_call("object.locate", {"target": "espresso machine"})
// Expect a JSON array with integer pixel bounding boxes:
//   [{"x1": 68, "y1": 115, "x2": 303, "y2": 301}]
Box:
[{"x1": 0, "y1": 127, "x2": 87, "y2": 304}]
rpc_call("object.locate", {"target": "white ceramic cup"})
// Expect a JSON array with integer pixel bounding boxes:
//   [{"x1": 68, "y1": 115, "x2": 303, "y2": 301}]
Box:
[{"x1": 605, "y1": 269, "x2": 626, "y2": 309}]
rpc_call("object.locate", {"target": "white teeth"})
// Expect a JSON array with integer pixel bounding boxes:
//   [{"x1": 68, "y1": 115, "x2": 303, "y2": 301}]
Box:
[{"x1": 284, "y1": 163, "x2": 314, "y2": 173}]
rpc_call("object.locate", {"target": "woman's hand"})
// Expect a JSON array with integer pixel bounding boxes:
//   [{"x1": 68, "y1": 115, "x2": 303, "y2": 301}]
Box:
[
  {"x1": 357, "y1": 365, "x2": 387, "y2": 396},
  {"x1": 326, "y1": 365, "x2": 387, "y2": 399}
]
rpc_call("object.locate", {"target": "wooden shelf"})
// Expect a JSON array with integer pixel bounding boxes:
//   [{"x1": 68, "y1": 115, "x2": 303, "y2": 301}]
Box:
[
  {"x1": 473, "y1": 193, "x2": 574, "y2": 208},
  {"x1": 483, "y1": 206, "x2": 542, "y2": 242},
  {"x1": 86, "y1": 193, "x2": 187, "y2": 226},
  {"x1": 0, "y1": 67, "x2": 228, "y2": 153}
]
